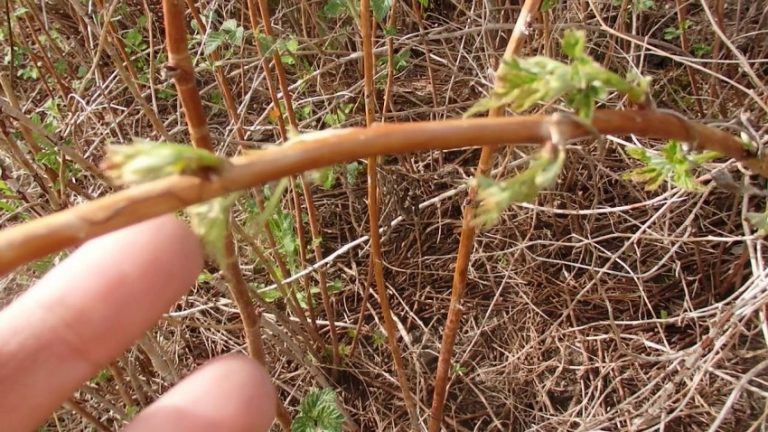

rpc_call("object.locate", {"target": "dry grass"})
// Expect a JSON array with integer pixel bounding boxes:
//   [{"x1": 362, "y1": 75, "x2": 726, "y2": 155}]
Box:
[{"x1": 1, "y1": 0, "x2": 768, "y2": 431}]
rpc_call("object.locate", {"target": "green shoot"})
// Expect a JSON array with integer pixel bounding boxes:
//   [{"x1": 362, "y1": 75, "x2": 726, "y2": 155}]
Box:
[
  {"x1": 103, "y1": 140, "x2": 225, "y2": 185},
  {"x1": 623, "y1": 140, "x2": 719, "y2": 191},
  {"x1": 474, "y1": 145, "x2": 566, "y2": 228},
  {"x1": 691, "y1": 43, "x2": 712, "y2": 58},
  {"x1": 465, "y1": 30, "x2": 649, "y2": 120},
  {"x1": 292, "y1": 388, "x2": 345, "y2": 432},
  {"x1": 451, "y1": 363, "x2": 467, "y2": 376}
]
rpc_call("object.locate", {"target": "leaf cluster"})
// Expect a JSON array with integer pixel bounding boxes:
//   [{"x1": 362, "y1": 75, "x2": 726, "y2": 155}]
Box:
[
  {"x1": 466, "y1": 30, "x2": 649, "y2": 120},
  {"x1": 623, "y1": 140, "x2": 719, "y2": 191},
  {"x1": 292, "y1": 388, "x2": 345, "y2": 432}
]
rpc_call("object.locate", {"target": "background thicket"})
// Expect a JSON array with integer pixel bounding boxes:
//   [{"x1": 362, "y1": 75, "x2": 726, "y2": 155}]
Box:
[{"x1": 1, "y1": 0, "x2": 767, "y2": 430}]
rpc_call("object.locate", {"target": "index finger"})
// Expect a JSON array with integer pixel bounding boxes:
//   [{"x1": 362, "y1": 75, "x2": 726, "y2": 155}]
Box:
[{"x1": 0, "y1": 215, "x2": 203, "y2": 431}]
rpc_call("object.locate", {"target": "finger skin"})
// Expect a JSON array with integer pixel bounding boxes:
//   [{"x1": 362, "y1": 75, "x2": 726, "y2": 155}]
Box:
[
  {"x1": 0, "y1": 215, "x2": 202, "y2": 431},
  {"x1": 125, "y1": 355, "x2": 276, "y2": 432}
]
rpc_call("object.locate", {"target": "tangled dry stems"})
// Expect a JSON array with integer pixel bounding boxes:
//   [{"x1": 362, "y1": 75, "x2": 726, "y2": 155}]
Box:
[{"x1": 1, "y1": 0, "x2": 767, "y2": 431}]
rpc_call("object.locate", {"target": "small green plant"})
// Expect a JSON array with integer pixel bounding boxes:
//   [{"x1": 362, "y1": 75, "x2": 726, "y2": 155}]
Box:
[
  {"x1": 257, "y1": 279, "x2": 343, "y2": 308},
  {"x1": 345, "y1": 162, "x2": 362, "y2": 185},
  {"x1": 451, "y1": 362, "x2": 467, "y2": 376},
  {"x1": 267, "y1": 207, "x2": 301, "y2": 273},
  {"x1": 691, "y1": 43, "x2": 712, "y2": 58},
  {"x1": 292, "y1": 388, "x2": 345, "y2": 432},
  {"x1": 91, "y1": 368, "x2": 110, "y2": 385},
  {"x1": 256, "y1": 34, "x2": 301, "y2": 67},
  {"x1": 663, "y1": 20, "x2": 691, "y2": 41},
  {"x1": 611, "y1": 0, "x2": 655, "y2": 12},
  {"x1": 623, "y1": 140, "x2": 719, "y2": 191},
  {"x1": 123, "y1": 15, "x2": 148, "y2": 54},
  {"x1": 125, "y1": 405, "x2": 139, "y2": 420},
  {"x1": 323, "y1": 103, "x2": 354, "y2": 127},
  {"x1": 0, "y1": 179, "x2": 24, "y2": 218},
  {"x1": 204, "y1": 19, "x2": 244, "y2": 56},
  {"x1": 541, "y1": 0, "x2": 560, "y2": 11},
  {"x1": 376, "y1": 48, "x2": 411, "y2": 87},
  {"x1": 372, "y1": 329, "x2": 386, "y2": 347}
]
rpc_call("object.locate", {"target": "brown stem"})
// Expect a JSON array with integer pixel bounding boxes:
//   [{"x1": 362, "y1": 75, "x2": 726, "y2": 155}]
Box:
[
  {"x1": 0, "y1": 110, "x2": 754, "y2": 275},
  {"x1": 92, "y1": 0, "x2": 140, "y2": 81},
  {"x1": 361, "y1": 0, "x2": 419, "y2": 428},
  {"x1": 427, "y1": 1, "x2": 542, "y2": 430},
  {"x1": 182, "y1": 0, "x2": 246, "y2": 141},
  {"x1": 162, "y1": 0, "x2": 211, "y2": 150},
  {"x1": 161, "y1": 0, "x2": 291, "y2": 429},
  {"x1": 411, "y1": 0, "x2": 439, "y2": 112},
  {"x1": 381, "y1": 0, "x2": 399, "y2": 116}
]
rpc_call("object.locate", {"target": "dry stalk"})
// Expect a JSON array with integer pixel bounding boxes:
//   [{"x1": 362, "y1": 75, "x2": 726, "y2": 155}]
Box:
[
  {"x1": 360, "y1": 0, "x2": 420, "y2": 428},
  {"x1": 428, "y1": 1, "x2": 543, "y2": 430}
]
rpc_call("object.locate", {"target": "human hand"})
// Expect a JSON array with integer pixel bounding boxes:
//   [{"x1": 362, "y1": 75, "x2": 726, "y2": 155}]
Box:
[{"x1": 0, "y1": 216, "x2": 276, "y2": 431}]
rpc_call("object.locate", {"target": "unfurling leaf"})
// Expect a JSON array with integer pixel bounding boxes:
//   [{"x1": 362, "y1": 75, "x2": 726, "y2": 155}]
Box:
[
  {"x1": 103, "y1": 140, "x2": 224, "y2": 185},
  {"x1": 474, "y1": 146, "x2": 567, "y2": 229},
  {"x1": 187, "y1": 194, "x2": 238, "y2": 265}
]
